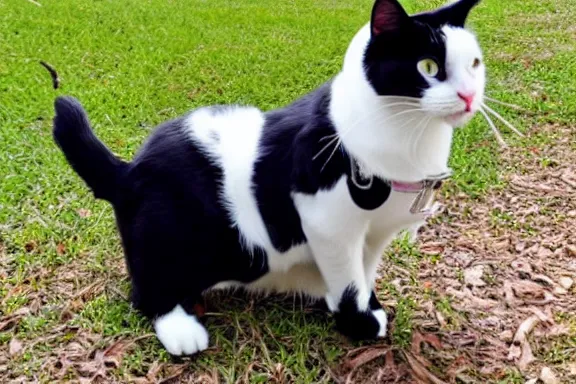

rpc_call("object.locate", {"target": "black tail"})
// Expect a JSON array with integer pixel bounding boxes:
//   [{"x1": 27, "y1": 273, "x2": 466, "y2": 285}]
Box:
[{"x1": 53, "y1": 96, "x2": 128, "y2": 203}]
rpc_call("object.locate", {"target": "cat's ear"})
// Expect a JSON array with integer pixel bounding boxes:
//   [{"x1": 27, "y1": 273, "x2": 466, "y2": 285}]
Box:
[
  {"x1": 413, "y1": 0, "x2": 481, "y2": 28},
  {"x1": 370, "y1": 0, "x2": 410, "y2": 37}
]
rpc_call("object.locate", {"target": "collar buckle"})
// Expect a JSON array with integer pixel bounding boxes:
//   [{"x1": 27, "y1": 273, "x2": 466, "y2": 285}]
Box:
[{"x1": 409, "y1": 170, "x2": 452, "y2": 214}]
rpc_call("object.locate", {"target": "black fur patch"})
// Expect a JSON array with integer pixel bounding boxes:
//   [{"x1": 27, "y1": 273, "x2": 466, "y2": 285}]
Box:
[
  {"x1": 369, "y1": 290, "x2": 383, "y2": 311},
  {"x1": 364, "y1": 0, "x2": 480, "y2": 98},
  {"x1": 363, "y1": 20, "x2": 447, "y2": 98},
  {"x1": 346, "y1": 159, "x2": 391, "y2": 211},
  {"x1": 253, "y1": 82, "x2": 350, "y2": 252}
]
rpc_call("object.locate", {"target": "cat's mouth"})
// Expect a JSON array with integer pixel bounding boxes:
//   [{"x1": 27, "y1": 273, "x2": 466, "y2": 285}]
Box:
[{"x1": 445, "y1": 110, "x2": 473, "y2": 126}]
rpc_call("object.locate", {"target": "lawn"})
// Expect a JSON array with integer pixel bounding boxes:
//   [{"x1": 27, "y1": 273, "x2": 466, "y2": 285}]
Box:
[{"x1": 1, "y1": 0, "x2": 575, "y2": 382}]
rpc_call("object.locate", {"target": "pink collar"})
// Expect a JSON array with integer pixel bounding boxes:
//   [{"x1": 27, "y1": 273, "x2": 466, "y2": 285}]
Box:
[
  {"x1": 348, "y1": 157, "x2": 451, "y2": 194},
  {"x1": 391, "y1": 181, "x2": 427, "y2": 193}
]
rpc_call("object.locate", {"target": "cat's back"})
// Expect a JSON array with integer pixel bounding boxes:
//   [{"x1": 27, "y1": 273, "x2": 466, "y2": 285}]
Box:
[{"x1": 132, "y1": 105, "x2": 264, "y2": 166}]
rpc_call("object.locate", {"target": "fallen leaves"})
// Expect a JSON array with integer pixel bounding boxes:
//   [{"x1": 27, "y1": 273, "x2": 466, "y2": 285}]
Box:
[
  {"x1": 343, "y1": 346, "x2": 389, "y2": 372},
  {"x1": 404, "y1": 352, "x2": 447, "y2": 384},
  {"x1": 0, "y1": 307, "x2": 30, "y2": 332},
  {"x1": 406, "y1": 124, "x2": 576, "y2": 382},
  {"x1": 411, "y1": 331, "x2": 442, "y2": 356},
  {"x1": 49, "y1": 334, "x2": 159, "y2": 382},
  {"x1": 338, "y1": 347, "x2": 410, "y2": 383}
]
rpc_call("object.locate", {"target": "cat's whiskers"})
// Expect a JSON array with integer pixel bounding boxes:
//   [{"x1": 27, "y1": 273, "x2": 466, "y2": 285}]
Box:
[
  {"x1": 483, "y1": 96, "x2": 525, "y2": 111},
  {"x1": 314, "y1": 102, "x2": 421, "y2": 162},
  {"x1": 379, "y1": 95, "x2": 421, "y2": 101},
  {"x1": 313, "y1": 134, "x2": 341, "y2": 161},
  {"x1": 481, "y1": 103, "x2": 525, "y2": 137},
  {"x1": 406, "y1": 115, "x2": 434, "y2": 172},
  {"x1": 318, "y1": 132, "x2": 339, "y2": 143},
  {"x1": 472, "y1": 96, "x2": 526, "y2": 148},
  {"x1": 376, "y1": 108, "x2": 426, "y2": 126},
  {"x1": 478, "y1": 108, "x2": 507, "y2": 148},
  {"x1": 315, "y1": 98, "x2": 428, "y2": 174},
  {"x1": 327, "y1": 108, "x2": 426, "y2": 174},
  {"x1": 320, "y1": 137, "x2": 342, "y2": 173}
]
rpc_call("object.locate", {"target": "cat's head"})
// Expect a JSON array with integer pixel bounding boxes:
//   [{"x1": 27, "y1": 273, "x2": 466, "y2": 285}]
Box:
[{"x1": 363, "y1": 0, "x2": 484, "y2": 127}]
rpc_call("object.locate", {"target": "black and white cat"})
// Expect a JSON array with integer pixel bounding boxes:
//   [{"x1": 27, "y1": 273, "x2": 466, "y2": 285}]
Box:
[{"x1": 53, "y1": 0, "x2": 485, "y2": 356}]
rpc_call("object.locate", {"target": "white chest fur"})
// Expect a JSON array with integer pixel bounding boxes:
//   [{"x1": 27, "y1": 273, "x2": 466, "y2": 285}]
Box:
[{"x1": 239, "y1": 178, "x2": 429, "y2": 298}]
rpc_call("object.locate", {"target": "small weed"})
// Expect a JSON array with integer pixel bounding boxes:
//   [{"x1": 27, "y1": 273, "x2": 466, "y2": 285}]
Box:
[{"x1": 392, "y1": 297, "x2": 416, "y2": 349}]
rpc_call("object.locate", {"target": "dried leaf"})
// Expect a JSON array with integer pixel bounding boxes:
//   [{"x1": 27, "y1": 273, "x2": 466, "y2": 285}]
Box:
[
  {"x1": 435, "y1": 311, "x2": 447, "y2": 328},
  {"x1": 9, "y1": 338, "x2": 23, "y2": 356},
  {"x1": 157, "y1": 364, "x2": 187, "y2": 384},
  {"x1": 56, "y1": 243, "x2": 66, "y2": 255},
  {"x1": 446, "y1": 355, "x2": 470, "y2": 381},
  {"x1": 540, "y1": 367, "x2": 559, "y2": 384},
  {"x1": 344, "y1": 347, "x2": 389, "y2": 370},
  {"x1": 77, "y1": 208, "x2": 92, "y2": 218},
  {"x1": 558, "y1": 276, "x2": 573, "y2": 290},
  {"x1": 464, "y1": 265, "x2": 486, "y2": 287},
  {"x1": 102, "y1": 338, "x2": 133, "y2": 368},
  {"x1": 553, "y1": 286, "x2": 567, "y2": 295},
  {"x1": 0, "y1": 317, "x2": 18, "y2": 331},
  {"x1": 499, "y1": 330, "x2": 513, "y2": 342},
  {"x1": 508, "y1": 315, "x2": 540, "y2": 370},
  {"x1": 404, "y1": 352, "x2": 448, "y2": 384},
  {"x1": 532, "y1": 274, "x2": 554, "y2": 287},
  {"x1": 536, "y1": 246, "x2": 553, "y2": 258},
  {"x1": 420, "y1": 243, "x2": 444, "y2": 255},
  {"x1": 411, "y1": 331, "x2": 442, "y2": 356},
  {"x1": 24, "y1": 241, "x2": 37, "y2": 252},
  {"x1": 511, "y1": 280, "x2": 545, "y2": 300}
]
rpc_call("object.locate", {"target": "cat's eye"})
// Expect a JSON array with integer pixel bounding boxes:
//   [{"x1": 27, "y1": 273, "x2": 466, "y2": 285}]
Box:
[
  {"x1": 472, "y1": 58, "x2": 481, "y2": 69},
  {"x1": 417, "y1": 59, "x2": 439, "y2": 77}
]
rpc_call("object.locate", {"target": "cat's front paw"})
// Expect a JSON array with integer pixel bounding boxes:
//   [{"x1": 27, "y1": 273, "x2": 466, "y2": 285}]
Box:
[
  {"x1": 372, "y1": 308, "x2": 388, "y2": 337},
  {"x1": 154, "y1": 305, "x2": 209, "y2": 356},
  {"x1": 334, "y1": 308, "x2": 388, "y2": 341}
]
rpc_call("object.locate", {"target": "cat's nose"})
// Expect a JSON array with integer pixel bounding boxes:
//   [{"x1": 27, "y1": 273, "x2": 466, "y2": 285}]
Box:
[{"x1": 457, "y1": 92, "x2": 476, "y2": 112}]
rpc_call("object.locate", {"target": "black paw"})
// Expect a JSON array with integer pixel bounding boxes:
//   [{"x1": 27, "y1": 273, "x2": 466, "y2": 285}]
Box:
[
  {"x1": 333, "y1": 287, "x2": 388, "y2": 341},
  {"x1": 334, "y1": 309, "x2": 383, "y2": 340}
]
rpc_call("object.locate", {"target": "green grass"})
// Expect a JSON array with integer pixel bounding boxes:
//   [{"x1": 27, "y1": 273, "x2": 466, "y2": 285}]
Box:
[{"x1": 1, "y1": 0, "x2": 575, "y2": 382}]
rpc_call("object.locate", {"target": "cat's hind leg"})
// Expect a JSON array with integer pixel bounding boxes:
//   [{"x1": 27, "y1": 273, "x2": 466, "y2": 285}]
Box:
[{"x1": 120, "y1": 192, "x2": 212, "y2": 356}]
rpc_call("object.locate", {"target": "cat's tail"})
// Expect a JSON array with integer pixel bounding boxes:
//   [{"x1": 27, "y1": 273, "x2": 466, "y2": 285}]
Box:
[{"x1": 53, "y1": 96, "x2": 129, "y2": 203}]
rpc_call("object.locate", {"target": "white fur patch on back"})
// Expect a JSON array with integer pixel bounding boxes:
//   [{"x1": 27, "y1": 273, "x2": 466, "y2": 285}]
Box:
[
  {"x1": 184, "y1": 106, "x2": 273, "y2": 252},
  {"x1": 185, "y1": 106, "x2": 318, "y2": 287}
]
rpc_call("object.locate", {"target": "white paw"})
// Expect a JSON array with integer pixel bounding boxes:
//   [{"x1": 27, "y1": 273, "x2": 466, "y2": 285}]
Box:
[
  {"x1": 154, "y1": 305, "x2": 209, "y2": 356},
  {"x1": 372, "y1": 309, "x2": 388, "y2": 337}
]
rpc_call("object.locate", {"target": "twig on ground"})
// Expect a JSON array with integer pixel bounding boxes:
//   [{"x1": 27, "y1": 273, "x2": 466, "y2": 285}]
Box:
[{"x1": 39, "y1": 61, "x2": 60, "y2": 89}]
